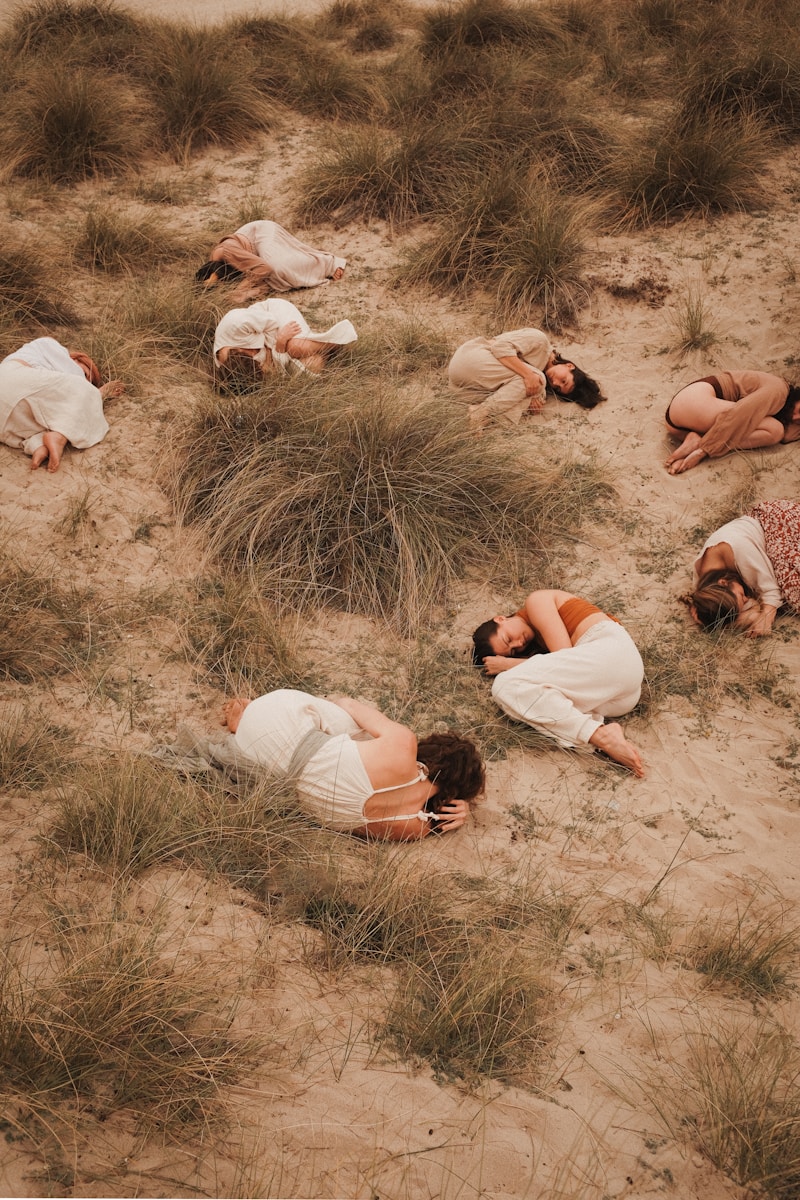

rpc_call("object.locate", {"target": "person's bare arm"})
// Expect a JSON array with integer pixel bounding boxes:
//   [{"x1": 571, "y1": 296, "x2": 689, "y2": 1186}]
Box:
[
  {"x1": 522, "y1": 591, "x2": 572, "y2": 651},
  {"x1": 695, "y1": 542, "x2": 736, "y2": 575},
  {"x1": 481, "y1": 654, "x2": 522, "y2": 676}
]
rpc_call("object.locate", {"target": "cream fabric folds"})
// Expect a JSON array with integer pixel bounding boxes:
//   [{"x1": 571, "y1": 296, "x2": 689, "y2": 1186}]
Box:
[
  {"x1": 0, "y1": 358, "x2": 108, "y2": 458},
  {"x1": 213, "y1": 298, "x2": 357, "y2": 373},
  {"x1": 212, "y1": 220, "x2": 346, "y2": 291}
]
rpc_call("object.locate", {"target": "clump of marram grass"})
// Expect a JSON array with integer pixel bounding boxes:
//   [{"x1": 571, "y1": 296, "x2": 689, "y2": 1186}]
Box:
[
  {"x1": 0, "y1": 242, "x2": 77, "y2": 326},
  {"x1": 4, "y1": 0, "x2": 143, "y2": 64},
  {"x1": 0, "y1": 917, "x2": 254, "y2": 1127},
  {"x1": 418, "y1": 0, "x2": 566, "y2": 58},
  {"x1": 676, "y1": 1019, "x2": 800, "y2": 1200},
  {"x1": 45, "y1": 753, "x2": 336, "y2": 900},
  {"x1": 611, "y1": 107, "x2": 771, "y2": 226},
  {"x1": 684, "y1": 898, "x2": 798, "y2": 997},
  {"x1": 75, "y1": 205, "x2": 191, "y2": 272},
  {"x1": 297, "y1": 123, "x2": 445, "y2": 224},
  {"x1": 400, "y1": 162, "x2": 593, "y2": 323},
  {"x1": 0, "y1": 556, "x2": 95, "y2": 681},
  {"x1": 184, "y1": 576, "x2": 318, "y2": 693},
  {"x1": 116, "y1": 275, "x2": 223, "y2": 366},
  {"x1": 299, "y1": 858, "x2": 556, "y2": 1083},
  {"x1": 0, "y1": 707, "x2": 75, "y2": 794},
  {"x1": 141, "y1": 24, "x2": 274, "y2": 158},
  {"x1": 0, "y1": 63, "x2": 146, "y2": 182},
  {"x1": 171, "y1": 379, "x2": 614, "y2": 631}
]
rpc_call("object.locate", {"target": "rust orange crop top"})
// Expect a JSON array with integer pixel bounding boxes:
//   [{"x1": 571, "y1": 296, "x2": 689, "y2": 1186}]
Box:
[{"x1": 558, "y1": 597, "x2": 619, "y2": 636}]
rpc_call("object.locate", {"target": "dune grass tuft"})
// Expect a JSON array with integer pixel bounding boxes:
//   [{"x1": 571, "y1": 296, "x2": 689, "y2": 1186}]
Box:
[
  {"x1": 75, "y1": 205, "x2": 189, "y2": 272},
  {"x1": 685, "y1": 897, "x2": 798, "y2": 997},
  {"x1": 679, "y1": 1019, "x2": 800, "y2": 1199},
  {"x1": 0, "y1": 916, "x2": 254, "y2": 1126},
  {"x1": 184, "y1": 576, "x2": 318, "y2": 693},
  {"x1": 0, "y1": 707, "x2": 75, "y2": 794},
  {"x1": 0, "y1": 242, "x2": 77, "y2": 326},
  {"x1": 612, "y1": 107, "x2": 770, "y2": 225},
  {"x1": 171, "y1": 381, "x2": 614, "y2": 631},
  {"x1": 4, "y1": 0, "x2": 143, "y2": 62},
  {"x1": 1, "y1": 63, "x2": 145, "y2": 182},
  {"x1": 0, "y1": 555, "x2": 95, "y2": 681},
  {"x1": 143, "y1": 24, "x2": 274, "y2": 158},
  {"x1": 418, "y1": 0, "x2": 566, "y2": 59}
]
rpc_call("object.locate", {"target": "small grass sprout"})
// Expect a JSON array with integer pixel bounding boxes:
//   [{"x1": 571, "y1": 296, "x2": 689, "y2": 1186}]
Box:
[{"x1": 685, "y1": 898, "x2": 799, "y2": 997}]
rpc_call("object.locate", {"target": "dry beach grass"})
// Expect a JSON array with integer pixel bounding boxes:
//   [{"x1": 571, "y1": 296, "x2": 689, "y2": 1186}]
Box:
[{"x1": 1, "y1": 0, "x2": 800, "y2": 1197}]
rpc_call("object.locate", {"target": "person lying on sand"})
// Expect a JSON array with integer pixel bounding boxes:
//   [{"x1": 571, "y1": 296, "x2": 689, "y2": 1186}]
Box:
[
  {"x1": 218, "y1": 690, "x2": 483, "y2": 841},
  {"x1": 213, "y1": 297, "x2": 357, "y2": 388},
  {"x1": 687, "y1": 499, "x2": 800, "y2": 637},
  {"x1": 447, "y1": 327, "x2": 604, "y2": 434},
  {"x1": 665, "y1": 371, "x2": 800, "y2": 474},
  {"x1": 0, "y1": 336, "x2": 125, "y2": 472},
  {"x1": 472, "y1": 590, "x2": 645, "y2": 777},
  {"x1": 196, "y1": 219, "x2": 346, "y2": 303}
]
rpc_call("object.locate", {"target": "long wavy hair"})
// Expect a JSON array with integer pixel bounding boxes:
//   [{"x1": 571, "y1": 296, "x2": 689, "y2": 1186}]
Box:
[{"x1": 686, "y1": 567, "x2": 759, "y2": 630}]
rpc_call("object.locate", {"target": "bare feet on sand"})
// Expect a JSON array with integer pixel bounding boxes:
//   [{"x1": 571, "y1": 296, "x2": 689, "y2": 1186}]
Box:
[
  {"x1": 332, "y1": 267, "x2": 345, "y2": 280},
  {"x1": 665, "y1": 432, "x2": 706, "y2": 474},
  {"x1": 31, "y1": 430, "x2": 69, "y2": 472},
  {"x1": 221, "y1": 697, "x2": 251, "y2": 733},
  {"x1": 589, "y1": 722, "x2": 645, "y2": 777}
]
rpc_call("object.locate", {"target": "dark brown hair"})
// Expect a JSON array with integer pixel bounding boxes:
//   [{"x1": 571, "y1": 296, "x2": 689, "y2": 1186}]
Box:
[
  {"x1": 551, "y1": 355, "x2": 605, "y2": 409},
  {"x1": 416, "y1": 732, "x2": 485, "y2": 807},
  {"x1": 687, "y1": 568, "x2": 759, "y2": 630}
]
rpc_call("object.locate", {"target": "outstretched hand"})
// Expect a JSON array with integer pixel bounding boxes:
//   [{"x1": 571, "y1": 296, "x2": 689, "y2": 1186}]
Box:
[{"x1": 433, "y1": 800, "x2": 470, "y2": 832}]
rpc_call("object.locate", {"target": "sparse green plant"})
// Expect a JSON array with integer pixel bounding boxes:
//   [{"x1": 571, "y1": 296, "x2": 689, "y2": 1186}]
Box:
[
  {"x1": 1, "y1": 63, "x2": 146, "y2": 182},
  {"x1": 54, "y1": 487, "x2": 93, "y2": 538},
  {"x1": 117, "y1": 275, "x2": 222, "y2": 366},
  {"x1": 171, "y1": 381, "x2": 614, "y2": 631},
  {"x1": 634, "y1": 618, "x2": 726, "y2": 717},
  {"x1": 669, "y1": 288, "x2": 720, "y2": 354},
  {"x1": 685, "y1": 897, "x2": 799, "y2": 996}
]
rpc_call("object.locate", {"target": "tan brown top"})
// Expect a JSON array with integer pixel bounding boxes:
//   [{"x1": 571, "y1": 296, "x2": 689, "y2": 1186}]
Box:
[{"x1": 699, "y1": 370, "x2": 789, "y2": 457}]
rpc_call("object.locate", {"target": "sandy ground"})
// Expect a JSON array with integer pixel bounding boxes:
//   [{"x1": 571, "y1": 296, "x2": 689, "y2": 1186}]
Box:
[{"x1": 2, "y1": 2, "x2": 800, "y2": 1199}]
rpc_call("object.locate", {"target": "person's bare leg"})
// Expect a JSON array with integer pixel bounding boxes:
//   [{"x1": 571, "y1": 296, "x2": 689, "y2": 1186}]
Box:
[
  {"x1": 222, "y1": 698, "x2": 252, "y2": 732},
  {"x1": 31, "y1": 431, "x2": 69, "y2": 472},
  {"x1": 589, "y1": 722, "x2": 645, "y2": 777}
]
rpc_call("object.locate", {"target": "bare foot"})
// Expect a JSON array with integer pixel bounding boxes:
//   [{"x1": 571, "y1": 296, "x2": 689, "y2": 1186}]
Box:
[
  {"x1": 99, "y1": 379, "x2": 126, "y2": 403},
  {"x1": 665, "y1": 432, "x2": 704, "y2": 474},
  {"x1": 667, "y1": 447, "x2": 706, "y2": 474},
  {"x1": 31, "y1": 431, "x2": 69, "y2": 472},
  {"x1": 332, "y1": 267, "x2": 345, "y2": 281},
  {"x1": 589, "y1": 722, "x2": 645, "y2": 777},
  {"x1": 221, "y1": 697, "x2": 251, "y2": 733}
]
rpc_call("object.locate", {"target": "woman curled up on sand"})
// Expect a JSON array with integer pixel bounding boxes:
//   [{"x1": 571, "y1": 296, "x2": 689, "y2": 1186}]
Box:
[
  {"x1": 472, "y1": 589, "x2": 645, "y2": 777},
  {"x1": 219, "y1": 689, "x2": 484, "y2": 842},
  {"x1": 447, "y1": 327, "x2": 604, "y2": 434},
  {"x1": 213, "y1": 298, "x2": 357, "y2": 389},
  {"x1": 687, "y1": 499, "x2": 800, "y2": 637},
  {"x1": 196, "y1": 219, "x2": 346, "y2": 303},
  {"x1": 665, "y1": 370, "x2": 800, "y2": 474},
  {"x1": 0, "y1": 336, "x2": 125, "y2": 472}
]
